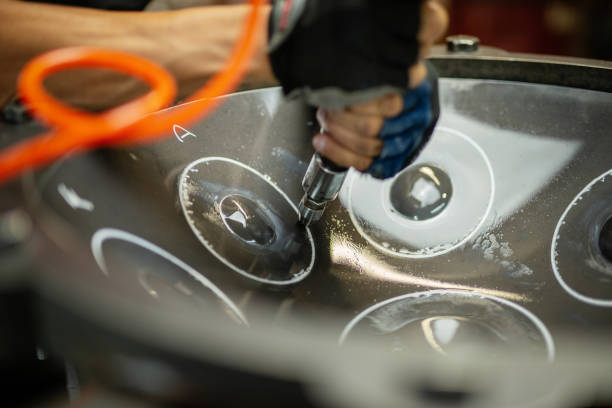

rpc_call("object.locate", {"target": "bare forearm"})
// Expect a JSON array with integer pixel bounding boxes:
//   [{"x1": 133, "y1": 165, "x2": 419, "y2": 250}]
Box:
[{"x1": 0, "y1": 1, "x2": 274, "y2": 109}]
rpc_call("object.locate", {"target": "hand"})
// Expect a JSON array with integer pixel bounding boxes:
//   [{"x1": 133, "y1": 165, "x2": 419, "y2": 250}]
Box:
[
  {"x1": 312, "y1": 1, "x2": 448, "y2": 171},
  {"x1": 314, "y1": 94, "x2": 403, "y2": 170}
]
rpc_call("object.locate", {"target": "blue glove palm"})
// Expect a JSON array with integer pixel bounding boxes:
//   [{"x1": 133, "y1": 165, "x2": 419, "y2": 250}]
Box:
[{"x1": 367, "y1": 66, "x2": 439, "y2": 179}]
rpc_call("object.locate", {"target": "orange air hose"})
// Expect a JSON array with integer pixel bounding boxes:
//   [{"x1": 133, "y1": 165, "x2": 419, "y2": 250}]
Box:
[{"x1": 0, "y1": 0, "x2": 266, "y2": 185}]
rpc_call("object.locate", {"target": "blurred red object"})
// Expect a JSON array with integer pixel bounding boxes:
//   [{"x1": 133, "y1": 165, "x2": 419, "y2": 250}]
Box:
[{"x1": 447, "y1": 0, "x2": 570, "y2": 56}]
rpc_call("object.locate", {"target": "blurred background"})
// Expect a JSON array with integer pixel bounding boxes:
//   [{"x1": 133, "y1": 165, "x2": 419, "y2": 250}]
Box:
[
  {"x1": 440, "y1": 0, "x2": 612, "y2": 60},
  {"x1": 152, "y1": 0, "x2": 612, "y2": 61}
]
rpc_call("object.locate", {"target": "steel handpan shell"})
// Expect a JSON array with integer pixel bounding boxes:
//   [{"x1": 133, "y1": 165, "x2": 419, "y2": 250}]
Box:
[{"x1": 9, "y1": 50, "x2": 612, "y2": 408}]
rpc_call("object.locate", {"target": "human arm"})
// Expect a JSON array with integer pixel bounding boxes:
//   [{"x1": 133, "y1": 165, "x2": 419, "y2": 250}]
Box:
[{"x1": 0, "y1": 0, "x2": 275, "y2": 110}]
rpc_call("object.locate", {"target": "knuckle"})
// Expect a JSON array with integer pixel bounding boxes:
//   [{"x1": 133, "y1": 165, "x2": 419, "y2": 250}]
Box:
[
  {"x1": 373, "y1": 116, "x2": 384, "y2": 133},
  {"x1": 336, "y1": 152, "x2": 352, "y2": 168},
  {"x1": 382, "y1": 94, "x2": 403, "y2": 116},
  {"x1": 356, "y1": 141, "x2": 370, "y2": 155},
  {"x1": 371, "y1": 140, "x2": 384, "y2": 155},
  {"x1": 409, "y1": 63, "x2": 427, "y2": 88},
  {"x1": 359, "y1": 119, "x2": 374, "y2": 136},
  {"x1": 360, "y1": 117, "x2": 382, "y2": 136},
  {"x1": 326, "y1": 123, "x2": 348, "y2": 143},
  {"x1": 359, "y1": 139, "x2": 381, "y2": 156},
  {"x1": 355, "y1": 157, "x2": 373, "y2": 171},
  {"x1": 325, "y1": 121, "x2": 338, "y2": 136},
  {"x1": 357, "y1": 100, "x2": 377, "y2": 113},
  {"x1": 325, "y1": 110, "x2": 340, "y2": 124}
]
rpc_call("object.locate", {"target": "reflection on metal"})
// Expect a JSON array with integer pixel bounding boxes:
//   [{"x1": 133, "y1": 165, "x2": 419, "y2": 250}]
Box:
[
  {"x1": 298, "y1": 152, "x2": 347, "y2": 225},
  {"x1": 446, "y1": 35, "x2": 480, "y2": 53},
  {"x1": 339, "y1": 290, "x2": 555, "y2": 362},
  {"x1": 330, "y1": 238, "x2": 529, "y2": 303},
  {"x1": 438, "y1": 108, "x2": 583, "y2": 220},
  {"x1": 90, "y1": 228, "x2": 248, "y2": 325},
  {"x1": 344, "y1": 127, "x2": 494, "y2": 258},
  {"x1": 137, "y1": 269, "x2": 160, "y2": 300},
  {"x1": 551, "y1": 169, "x2": 612, "y2": 307},
  {"x1": 12, "y1": 66, "x2": 612, "y2": 408},
  {"x1": 0, "y1": 208, "x2": 32, "y2": 250},
  {"x1": 219, "y1": 194, "x2": 276, "y2": 247},
  {"x1": 421, "y1": 316, "x2": 464, "y2": 356},
  {"x1": 389, "y1": 164, "x2": 453, "y2": 221},
  {"x1": 179, "y1": 157, "x2": 315, "y2": 285}
]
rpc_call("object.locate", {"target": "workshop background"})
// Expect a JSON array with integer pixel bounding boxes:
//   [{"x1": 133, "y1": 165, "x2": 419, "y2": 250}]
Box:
[
  {"x1": 161, "y1": 0, "x2": 612, "y2": 60},
  {"x1": 3, "y1": 1, "x2": 612, "y2": 408},
  {"x1": 443, "y1": 0, "x2": 612, "y2": 60}
]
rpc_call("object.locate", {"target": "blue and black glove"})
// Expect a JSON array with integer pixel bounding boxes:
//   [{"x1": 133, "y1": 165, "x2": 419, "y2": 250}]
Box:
[
  {"x1": 367, "y1": 63, "x2": 439, "y2": 179},
  {"x1": 268, "y1": 0, "x2": 438, "y2": 179}
]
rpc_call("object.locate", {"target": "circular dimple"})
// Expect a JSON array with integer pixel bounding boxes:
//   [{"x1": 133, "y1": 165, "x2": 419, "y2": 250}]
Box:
[
  {"x1": 339, "y1": 290, "x2": 554, "y2": 362},
  {"x1": 345, "y1": 127, "x2": 494, "y2": 258},
  {"x1": 219, "y1": 194, "x2": 276, "y2": 247},
  {"x1": 389, "y1": 163, "x2": 453, "y2": 221},
  {"x1": 179, "y1": 157, "x2": 315, "y2": 286},
  {"x1": 91, "y1": 228, "x2": 248, "y2": 326},
  {"x1": 551, "y1": 169, "x2": 612, "y2": 307},
  {"x1": 599, "y1": 217, "x2": 612, "y2": 264}
]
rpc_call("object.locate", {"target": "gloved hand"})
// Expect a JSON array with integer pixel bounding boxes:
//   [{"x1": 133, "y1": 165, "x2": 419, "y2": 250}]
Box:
[
  {"x1": 269, "y1": 0, "x2": 422, "y2": 108},
  {"x1": 367, "y1": 63, "x2": 439, "y2": 179},
  {"x1": 268, "y1": 0, "x2": 447, "y2": 178}
]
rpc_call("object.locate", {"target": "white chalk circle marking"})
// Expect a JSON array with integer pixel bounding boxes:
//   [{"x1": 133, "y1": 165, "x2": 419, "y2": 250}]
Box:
[
  {"x1": 551, "y1": 169, "x2": 612, "y2": 307},
  {"x1": 58, "y1": 183, "x2": 95, "y2": 212},
  {"x1": 178, "y1": 157, "x2": 315, "y2": 285},
  {"x1": 347, "y1": 126, "x2": 495, "y2": 259},
  {"x1": 91, "y1": 227, "x2": 248, "y2": 325},
  {"x1": 339, "y1": 289, "x2": 555, "y2": 362}
]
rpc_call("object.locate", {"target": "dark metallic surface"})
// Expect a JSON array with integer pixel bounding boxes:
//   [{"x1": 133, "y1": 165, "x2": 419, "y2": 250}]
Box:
[
  {"x1": 430, "y1": 44, "x2": 612, "y2": 93},
  {"x1": 23, "y1": 79, "x2": 612, "y2": 351},
  {"x1": 219, "y1": 194, "x2": 276, "y2": 247},
  {"x1": 601, "y1": 217, "x2": 612, "y2": 264},
  {"x1": 0, "y1": 209, "x2": 32, "y2": 250},
  {"x1": 2, "y1": 51, "x2": 612, "y2": 407},
  {"x1": 178, "y1": 156, "x2": 312, "y2": 285},
  {"x1": 389, "y1": 163, "x2": 453, "y2": 221}
]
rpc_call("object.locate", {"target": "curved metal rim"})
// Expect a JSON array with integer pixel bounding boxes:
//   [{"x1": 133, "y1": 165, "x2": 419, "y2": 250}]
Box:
[
  {"x1": 338, "y1": 289, "x2": 555, "y2": 362},
  {"x1": 429, "y1": 45, "x2": 612, "y2": 93}
]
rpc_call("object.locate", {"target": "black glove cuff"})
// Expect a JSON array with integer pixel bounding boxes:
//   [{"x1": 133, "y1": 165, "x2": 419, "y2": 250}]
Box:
[{"x1": 268, "y1": 0, "x2": 423, "y2": 107}]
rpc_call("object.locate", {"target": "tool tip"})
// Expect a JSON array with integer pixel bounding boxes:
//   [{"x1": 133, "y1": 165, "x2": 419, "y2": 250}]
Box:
[{"x1": 297, "y1": 214, "x2": 311, "y2": 227}]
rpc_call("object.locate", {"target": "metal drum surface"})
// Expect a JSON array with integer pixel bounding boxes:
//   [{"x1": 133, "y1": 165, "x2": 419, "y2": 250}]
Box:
[{"x1": 11, "y1": 52, "x2": 612, "y2": 407}]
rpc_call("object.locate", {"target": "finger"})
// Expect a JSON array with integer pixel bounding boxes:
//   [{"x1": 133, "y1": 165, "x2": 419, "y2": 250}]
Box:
[
  {"x1": 313, "y1": 133, "x2": 374, "y2": 171},
  {"x1": 348, "y1": 93, "x2": 403, "y2": 117},
  {"x1": 418, "y1": 42, "x2": 433, "y2": 61},
  {"x1": 419, "y1": 1, "x2": 449, "y2": 45},
  {"x1": 408, "y1": 62, "x2": 427, "y2": 89},
  {"x1": 416, "y1": 1, "x2": 449, "y2": 61},
  {"x1": 380, "y1": 90, "x2": 431, "y2": 136},
  {"x1": 325, "y1": 109, "x2": 384, "y2": 139},
  {"x1": 324, "y1": 119, "x2": 384, "y2": 157}
]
